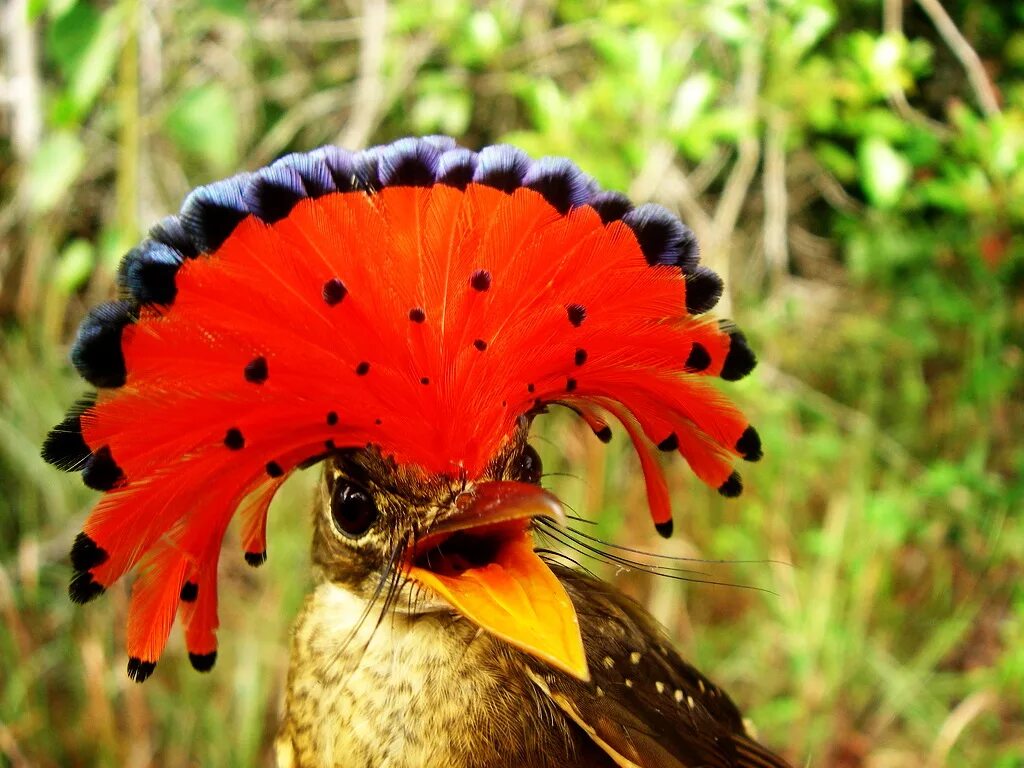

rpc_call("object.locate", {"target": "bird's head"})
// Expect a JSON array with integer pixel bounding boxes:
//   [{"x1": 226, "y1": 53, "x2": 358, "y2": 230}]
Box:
[
  {"x1": 311, "y1": 431, "x2": 587, "y2": 677},
  {"x1": 43, "y1": 136, "x2": 760, "y2": 684}
]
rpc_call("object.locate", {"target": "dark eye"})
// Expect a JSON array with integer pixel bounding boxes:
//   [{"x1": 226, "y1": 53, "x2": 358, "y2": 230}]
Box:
[
  {"x1": 330, "y1": 482, "x2": 379, "y2": 538},
  {"x1": 513, "y1": 445, "x2": 543, "y2": 484}
]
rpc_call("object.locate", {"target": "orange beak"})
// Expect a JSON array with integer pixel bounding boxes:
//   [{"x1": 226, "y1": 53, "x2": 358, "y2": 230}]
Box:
[{"x1": 404, "y1": 481, "x2": 589, "y2": 681}]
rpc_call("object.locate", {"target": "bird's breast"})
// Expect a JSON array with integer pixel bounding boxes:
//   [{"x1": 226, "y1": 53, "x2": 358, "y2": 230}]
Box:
[{"x1": 277, "y1": 582, "x2": 571, "y2": 768}]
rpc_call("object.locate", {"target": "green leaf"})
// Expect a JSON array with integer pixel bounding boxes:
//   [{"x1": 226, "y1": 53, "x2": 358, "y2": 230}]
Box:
[
  {"x1": 53, "y1": 239, "x2": 95, "y2": 294},
  {"x1": 45, "y1": 2, "x2": 100, "y2": 78},
  {"x1": 27, "y1": 131, "x2": 86, "y2": 213},
  {"x1": 859, "y1": 136, "x2": 910, "y2": 208},
  {"x1": 669, "y1": 72, "x2": 714, "y2": 132},
  {"x1": 164, "y1": 84, "x2": 240, "y2": 174},
  {"x1": 66, "y1": 5, "x2": 125, "y2": 118}
]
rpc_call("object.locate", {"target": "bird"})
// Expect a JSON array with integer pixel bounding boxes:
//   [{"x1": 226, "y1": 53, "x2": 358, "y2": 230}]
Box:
[{"x1": 43, "y1": 136, "x2": 792, "y2": 767}]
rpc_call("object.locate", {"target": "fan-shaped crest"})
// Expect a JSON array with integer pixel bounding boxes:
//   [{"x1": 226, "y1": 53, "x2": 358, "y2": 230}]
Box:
[{"x1": 43, "y1": 136, "x2": 760, "y2": 680}]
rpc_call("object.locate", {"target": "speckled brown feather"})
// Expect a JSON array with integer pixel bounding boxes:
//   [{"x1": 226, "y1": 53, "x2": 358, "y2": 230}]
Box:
[{"x1": 278, "y1": 557, "x2": 790, "y2": 768}]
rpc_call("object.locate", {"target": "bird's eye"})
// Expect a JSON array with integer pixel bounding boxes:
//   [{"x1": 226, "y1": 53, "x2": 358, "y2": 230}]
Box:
[
  {"x1": 330, "y1": 482, "x2": 379, "y2": 538},
  {"x1": 513, "y1": 445, "x2": 543, "y2": 485}
]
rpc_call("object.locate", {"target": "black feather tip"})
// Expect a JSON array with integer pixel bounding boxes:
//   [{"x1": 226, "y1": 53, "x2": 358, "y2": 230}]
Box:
[
  {"x1": 244, "y1": 550, "x2": 267, "y2": 567},
  {"x1": 189, "y1": 651, "x2": 217, "y2": 673},
  {"x1": 81, "y1": 446, "x2": 125, "y2": 491},
  {"x1": 71, "y1": 532, "x2": 109, "y2": 571},
  {"x1": 377, "y1": 137, "x2": 443, "y2": 188},
  {"x1": 685, "y1": 266, "x2": 723, "y2": 315},
  {"x1": 718, "y1": 471, "x2": 743, "y2": 498},
  {"x1": 523, "y1": 157, "x2": 594, "y2": 215},
  {"x1": 655, "y1": 519, "x2": 674, "y2": 538},
  {"x1": 70, "y1": 301, "x2": 134, "y2": 388},
  {"x1": 657, "y1": 433, "x2": 679, "y2": 452},
  {"x1": 736, "y1": 426, "x2": 763, "y2": 462},
  {"x1": 42, "y1": 407, "x2": 92, "y2": 472},
  {"x1": 119, "y1": 240, "x2": 184, "y2": 305},
  {"x1": 622, "y1": 204, "x2": 699, "y2": 270},
  {"x1": 473, "y1": 144, "x2": 531, "y2": 193},
  {"x1": 127, "y1": 657, "x2": 156, "y2": 683},
  {"x1": 719, "y1": 325, "x2": 757, "y2": 381},
  {"x1": 68, "y1": 570, "x2": 105, "y2": 604},
  {"x1": 243, "y1": 164, "x2": 309, "y2": 223}
]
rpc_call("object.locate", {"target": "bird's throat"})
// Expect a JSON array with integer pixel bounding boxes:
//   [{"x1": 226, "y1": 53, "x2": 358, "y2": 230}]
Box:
[{"x1": 403, "y1": 483, "x2": 590, "y2": 681}]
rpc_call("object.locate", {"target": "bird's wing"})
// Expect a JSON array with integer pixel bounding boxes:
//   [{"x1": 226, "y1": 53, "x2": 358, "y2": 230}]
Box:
[{"x1": 519, "y1": 566, "x2": 792, "y2": 768}]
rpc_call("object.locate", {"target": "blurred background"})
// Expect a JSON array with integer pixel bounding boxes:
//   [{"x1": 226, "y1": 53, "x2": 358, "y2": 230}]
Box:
[{"x1": 1, "y1": 0, "x2": 1022, "y2": 765}]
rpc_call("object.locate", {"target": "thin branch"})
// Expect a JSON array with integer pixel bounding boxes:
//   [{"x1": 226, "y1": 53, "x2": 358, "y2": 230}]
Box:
[
  {"x1": 337, "y1": 0, "x2": 389, "y2": 149},
  {"x1": 915, "y1": 0, "x2": 1000, "y2": 116},
  {"x1": 882, "y1": 0, "x2": 953, "y2": 136},
  {"x1": 762, "y1": 109, "x2": 789, "y2": 282},
  {"x1": 926, "y1": 690, "x2": 999, "y2": 768},
  {"x1": 711, "y1": 2, "x2": 763, "y2": 239},
  {"x1": 3, "y1": 0, "x2": 41, "y2": 160}
]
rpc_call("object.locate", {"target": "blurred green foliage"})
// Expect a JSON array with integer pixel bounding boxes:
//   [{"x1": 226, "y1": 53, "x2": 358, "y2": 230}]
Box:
[{"x1": 1, "y1": 0, "x2": 1022, "y2": 766}]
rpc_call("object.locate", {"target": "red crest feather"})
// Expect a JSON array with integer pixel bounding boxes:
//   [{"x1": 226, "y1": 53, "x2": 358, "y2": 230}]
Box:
[{"x1": 43, "y1": 137, "x2": 761, "y2": 680}]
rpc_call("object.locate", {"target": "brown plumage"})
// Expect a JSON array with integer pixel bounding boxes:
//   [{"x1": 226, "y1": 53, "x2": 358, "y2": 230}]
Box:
[{"x1": 276, "y1": 438, "x2": 791, "y2": 768}]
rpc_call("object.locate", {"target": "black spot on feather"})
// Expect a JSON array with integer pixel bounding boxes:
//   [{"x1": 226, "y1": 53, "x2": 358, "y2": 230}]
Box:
[
  {"x1": 189, "y1": 652, "x2": 217, "y2": 673},
  {"x1": 119, "y1": 241, "x2": 184, "y2": 305},
  {"x1": 409, "y1": 307, "x2": 426, "y2": 323},
  {"x1": 574, "y1": 348, "x2": 588, "y2": 366},
  {"x1": 244, "y1": 356, "x2": 268, "y2": 384},
  {"x1": 68, "y1": 570, "x2": 105, "y2": 604},
  {"x1": 736, "y1": 426, "x2": 762, "y2": 462},
  {"x1": 127, "y1": 657, "x2": 156, "y2": 683},
  {"x1": 420, "y1": 377, "x2": 430, "y2": 385},
  {"x1": 326, "y1": 411, "x2": 339, "y2": 426},
  {"x1": 473, "y1": 339, "x2": 487, "y2": 351},
  {"x1": 685, "y1": 266, "x2": 723, "y2": 315},
  {"x1": 566, "y1": 378, "x2": 578, "y2": 392},
  {"x1": 71, "y1": 532, "x2": 108, "y2": 571},
  {"x1": 265, "y1": 461, "x2": 284, "y2": 478},
  {"x1": 82, "y1": 446, "x2": 124, "y2": 491},
  {"x1": 470, "y1": 269, "x2": 491, "y2": 291},
  {"x1": 622, "y1": 204, "x2": 699, "y2": 270},
  {"x1": 685, "y1": 342, "x2": 711, "y2": 372},
  {"x1": 180, "y1": 581, "x2": 199, "y2": 603},
  {"x1": 322, "y1": 277, "x2": 347, "y2": 306},
  {"x1": 224, "y1": 428, "x2": 245, "y2": 450},
  {"x1": 355, "y1": 361, "x2": 370, "y2": 376},
  {"x1": 566, "y1": 304, "x2": 586, "y2": 327},
  {"x1": 71, "y1": 301, "x2": 134, "y2": 388},
  {"x1": 594, "y1": 425, "x2": 613, "y2": 443},
  {"x1": 718, "y1": 472, "x2": 743, "y2": 498}
]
